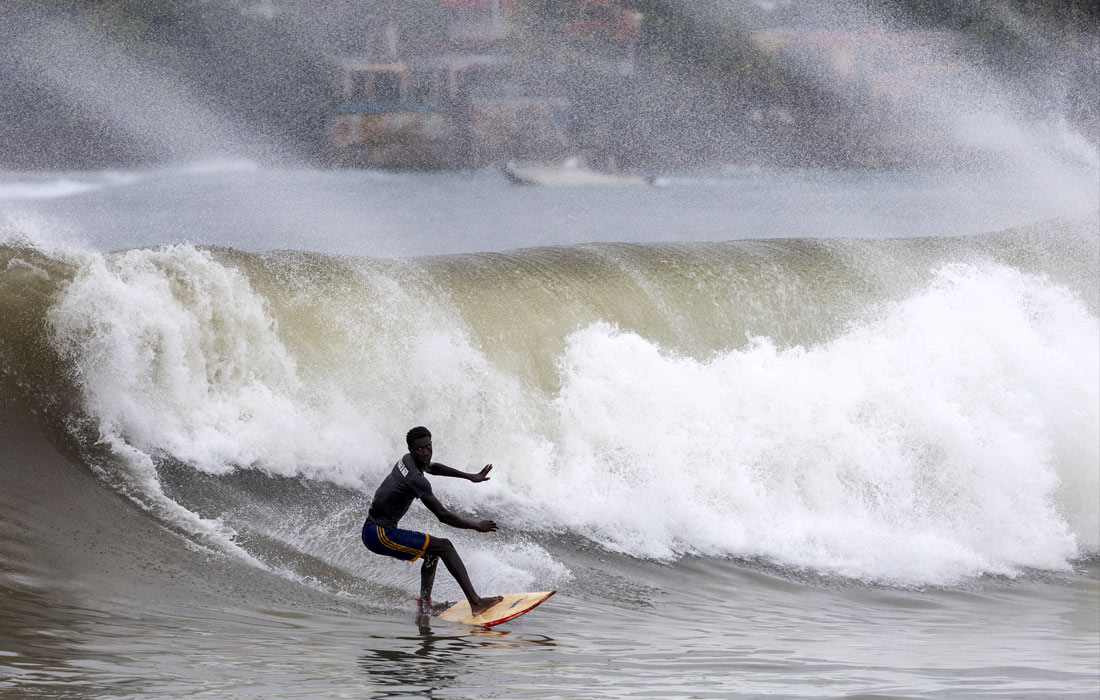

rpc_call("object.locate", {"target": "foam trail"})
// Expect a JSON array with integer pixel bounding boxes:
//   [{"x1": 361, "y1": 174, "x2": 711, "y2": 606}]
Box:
[{"x1": 93, "y1": 433, "x2": 265, "y2": 565}]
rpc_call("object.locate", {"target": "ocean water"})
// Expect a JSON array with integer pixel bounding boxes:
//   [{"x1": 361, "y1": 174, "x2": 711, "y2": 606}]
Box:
[{"x1": 1, "y1": 163, "x2": 1098, "y2": 698}]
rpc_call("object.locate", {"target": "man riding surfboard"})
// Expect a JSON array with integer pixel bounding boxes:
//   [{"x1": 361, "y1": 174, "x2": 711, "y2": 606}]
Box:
[{"x1": 361, "y1": 426, "x2": 503, "y2": 615}]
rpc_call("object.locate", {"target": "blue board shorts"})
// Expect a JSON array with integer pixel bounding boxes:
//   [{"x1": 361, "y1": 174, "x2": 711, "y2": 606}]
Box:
[{"x1": 362, "y1": 521, "x2": 429, "y2": 562}]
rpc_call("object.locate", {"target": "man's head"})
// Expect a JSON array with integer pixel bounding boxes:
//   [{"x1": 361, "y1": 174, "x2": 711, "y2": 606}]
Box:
[{"x1": 406, "y1": 426, "x2": 432, "y2": 466}]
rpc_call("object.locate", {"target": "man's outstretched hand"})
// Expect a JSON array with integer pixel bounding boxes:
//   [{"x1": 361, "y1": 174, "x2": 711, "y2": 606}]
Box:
[
  {"x1": 475, "y1": 520, "x2": 498, "y2": 533},
  {"x1": 469, "y1": 464, "x2": 493, "y2": 483}
]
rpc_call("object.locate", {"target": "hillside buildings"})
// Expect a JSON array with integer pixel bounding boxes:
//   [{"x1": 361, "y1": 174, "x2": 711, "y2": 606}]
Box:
[
  {"x1": 240, "y1": 0, "x2": 1089, "y2": 170},
  {"x1": 328, "y1": 0, "x2": 641, "y2": 169}
]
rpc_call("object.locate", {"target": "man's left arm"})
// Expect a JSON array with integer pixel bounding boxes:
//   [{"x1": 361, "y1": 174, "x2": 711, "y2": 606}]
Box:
[{"x1": 425, "y1": 462, "x2": 493, "y2": 483}]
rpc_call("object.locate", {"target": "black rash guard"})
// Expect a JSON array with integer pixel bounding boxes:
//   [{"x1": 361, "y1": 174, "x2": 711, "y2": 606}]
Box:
[{"x1": 366, "y1": 454, "x2": 434, "y2": 528}]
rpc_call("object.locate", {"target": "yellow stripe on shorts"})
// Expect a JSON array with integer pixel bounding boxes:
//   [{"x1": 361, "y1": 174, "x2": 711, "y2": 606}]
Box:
[{"x1": 377, "y1": 526, "x2": 427, "y2": 562}]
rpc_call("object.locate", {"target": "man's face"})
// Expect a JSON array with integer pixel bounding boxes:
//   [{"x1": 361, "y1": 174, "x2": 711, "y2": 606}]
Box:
[{"x1": 410, "y1": 437, "x2": 432, "y2": 467}]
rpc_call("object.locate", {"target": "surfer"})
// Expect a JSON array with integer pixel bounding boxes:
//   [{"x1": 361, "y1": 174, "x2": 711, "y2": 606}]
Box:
[{"x1": 362, "y1": 426, "x2": 503, "y2": 616}]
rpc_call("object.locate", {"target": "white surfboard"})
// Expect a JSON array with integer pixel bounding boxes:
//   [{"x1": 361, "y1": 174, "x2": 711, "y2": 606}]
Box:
[{"x1": 433, "y1": 591, "x2": 555, "y2": 627}]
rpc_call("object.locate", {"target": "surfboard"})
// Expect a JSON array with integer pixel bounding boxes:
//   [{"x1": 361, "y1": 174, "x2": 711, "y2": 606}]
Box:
[{"x1": 433, "y1": 591, "x2": 555, "y2": 627}]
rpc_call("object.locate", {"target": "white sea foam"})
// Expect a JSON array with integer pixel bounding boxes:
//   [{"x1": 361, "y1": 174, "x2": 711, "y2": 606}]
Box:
[
  {"x1": 538, "y1": 262, "x2": 1099, "y2": 583},
  {"x1": 46, "y1": 246, "x2": 1099, "y2": 585},
  {"x1": 48, "y1": 246, "x2": 343, "y2": 475},
  {"x1": 457, "y1": 540, "x2": 573, "y2": 597}
]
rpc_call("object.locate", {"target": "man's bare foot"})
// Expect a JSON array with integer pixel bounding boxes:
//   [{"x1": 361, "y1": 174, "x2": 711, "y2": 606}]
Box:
[{"x1": 470, "y1": 596, "x2": 503, "y2": 616}]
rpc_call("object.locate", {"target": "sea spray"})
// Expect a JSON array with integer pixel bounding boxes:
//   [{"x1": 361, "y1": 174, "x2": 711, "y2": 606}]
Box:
[{"x1": 47, "y1": 246, "x2": 318, "y2": 473}]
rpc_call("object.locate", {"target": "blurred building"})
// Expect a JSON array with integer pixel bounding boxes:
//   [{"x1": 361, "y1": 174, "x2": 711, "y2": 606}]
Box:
[
  {"x1": 750, "y1": 28, "x2": 961, "y2": 119},
  {"x1": 748, "y1": 28, "x2": 966, "y2": 166},
  {"x1": 328, "y1": 0, "x2": 641, "y2": 169}
]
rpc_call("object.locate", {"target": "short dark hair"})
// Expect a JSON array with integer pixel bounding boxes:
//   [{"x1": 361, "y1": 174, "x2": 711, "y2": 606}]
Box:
[{"x1": 406, "y1": 426, "x2": 431, "y2": 447}]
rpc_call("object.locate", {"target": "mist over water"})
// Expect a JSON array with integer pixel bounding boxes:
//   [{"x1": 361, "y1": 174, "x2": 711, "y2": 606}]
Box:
[{"x1": 2, "y1": 0, "x2": 1097, "y2": 179}]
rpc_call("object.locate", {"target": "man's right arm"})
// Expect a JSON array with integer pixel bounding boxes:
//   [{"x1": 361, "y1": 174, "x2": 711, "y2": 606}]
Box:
[{"x1": 421, "y1": 493, "x2": 498, "y2": 532}]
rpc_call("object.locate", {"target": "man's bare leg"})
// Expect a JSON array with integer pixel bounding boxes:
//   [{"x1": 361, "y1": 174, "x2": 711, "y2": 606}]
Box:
[
  {"x1": 424, "y1": 537, "x2": 502, "y2": 615},
  {"x1": 418, "y1": 554, "x2": 446, "y2": 614}
]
